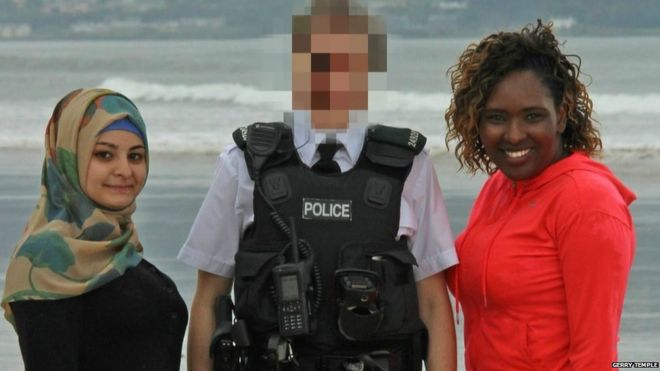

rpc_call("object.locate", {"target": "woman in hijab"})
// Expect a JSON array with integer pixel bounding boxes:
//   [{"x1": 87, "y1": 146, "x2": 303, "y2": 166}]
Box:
[{"x1": 2, "y1": 88, "x2": 188, "y2": 371}]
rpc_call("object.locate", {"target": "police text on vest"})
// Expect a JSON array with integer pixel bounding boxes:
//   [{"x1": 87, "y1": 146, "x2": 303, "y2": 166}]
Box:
[{"x1": 302, "y1": 198, "x2": 352, "y2": 222}]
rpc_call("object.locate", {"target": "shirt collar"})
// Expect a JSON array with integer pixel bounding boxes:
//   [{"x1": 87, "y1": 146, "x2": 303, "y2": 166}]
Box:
[{"x1": 292, "y1": 110, "x2": 367, "y2": 166}]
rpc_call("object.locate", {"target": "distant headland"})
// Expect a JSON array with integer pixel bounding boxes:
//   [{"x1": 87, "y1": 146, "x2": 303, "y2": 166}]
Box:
[{"x1": 2, "y1": 0, "x2": 660, "y2": 40}]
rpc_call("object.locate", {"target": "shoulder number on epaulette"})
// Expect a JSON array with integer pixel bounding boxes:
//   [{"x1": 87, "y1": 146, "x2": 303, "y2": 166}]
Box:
[
  {"x1": 368, "y1": 124, "x2": 426, "y2": 154},
  {"x1": 232, "y1": 126, "x2": 248, "y2": 149}
]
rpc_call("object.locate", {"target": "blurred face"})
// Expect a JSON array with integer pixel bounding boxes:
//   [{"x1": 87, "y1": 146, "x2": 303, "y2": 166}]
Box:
[
  {"x1": 292, "y1": 15, "x2": 370, "y2": 130},
  {"x1": 478, "y1": 70, "x2": 566, "y2": 181},
  {"x1": 85, "y1": 130, "x2": 147, "y2": 210}
]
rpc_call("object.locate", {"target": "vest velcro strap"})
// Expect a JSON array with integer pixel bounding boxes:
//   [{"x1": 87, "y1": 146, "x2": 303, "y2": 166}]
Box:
[
  {"x1": 365, "y1": 141, "x2": 415, "y2": 168},
  {"x1": 367, "y1": 125, "x2": 426, "y2": 155}
]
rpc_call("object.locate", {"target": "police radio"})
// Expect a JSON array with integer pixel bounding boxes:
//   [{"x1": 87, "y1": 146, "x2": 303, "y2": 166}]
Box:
[{"x1": 272, "y1": 218, "x2": 312, "y2": 337}]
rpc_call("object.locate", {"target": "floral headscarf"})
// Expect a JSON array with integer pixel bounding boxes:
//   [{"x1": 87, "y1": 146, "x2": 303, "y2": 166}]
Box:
[{"x1": 2, "y1": 88, "x2": 148, "y2": 324}]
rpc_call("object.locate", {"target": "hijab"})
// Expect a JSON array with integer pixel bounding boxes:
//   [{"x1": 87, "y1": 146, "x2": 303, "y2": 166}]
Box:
[{"x1": 2, "y1": 88, "x2": 148, "y2": 323}]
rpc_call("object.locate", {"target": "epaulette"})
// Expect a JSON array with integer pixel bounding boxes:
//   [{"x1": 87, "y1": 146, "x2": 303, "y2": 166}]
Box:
[
  {"x1": 365, "y1": 124, "x2": 426, "y2": 168},
  {"x1": 367, "y1": 125, "x2": 426, "y2": 154}
]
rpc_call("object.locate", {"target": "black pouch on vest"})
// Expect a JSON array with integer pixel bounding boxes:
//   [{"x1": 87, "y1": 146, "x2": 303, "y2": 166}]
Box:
[
  {"x1": 337, "y1": 240, "x2": 423, "y2": 340},
  {"x1": 233, "y1": 240, "x2": 284, "y2": 332},
  {"x1": 335, "y1": 268, "x2": 384, "y2": 341}
]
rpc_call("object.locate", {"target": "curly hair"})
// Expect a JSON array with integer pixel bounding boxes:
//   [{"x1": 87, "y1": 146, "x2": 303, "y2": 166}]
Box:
[{"x1": 444, "y1": 20, "x2": 601, "y2": 174}]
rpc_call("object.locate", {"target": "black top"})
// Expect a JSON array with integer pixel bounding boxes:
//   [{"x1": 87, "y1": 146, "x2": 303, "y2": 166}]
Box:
[{"x1": 10, "y1": 258, "x2": 188, "y2": 371}]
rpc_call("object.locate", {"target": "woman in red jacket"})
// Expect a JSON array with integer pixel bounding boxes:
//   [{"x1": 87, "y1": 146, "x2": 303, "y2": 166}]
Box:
[{"x1": 444, "y1": 21, "x2": 636, "y2": 370}]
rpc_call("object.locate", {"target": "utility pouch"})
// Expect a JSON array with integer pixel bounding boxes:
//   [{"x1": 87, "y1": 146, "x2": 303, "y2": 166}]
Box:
[
  {"x1": 338, "y1": 241, "x2": 424, "y2": 340},
  {"x1": 233, "y1": 242, "x2": 285, "y2": 332},
  {"x1": 335, "y1": 269, "x2": 384, "y2": 341}
]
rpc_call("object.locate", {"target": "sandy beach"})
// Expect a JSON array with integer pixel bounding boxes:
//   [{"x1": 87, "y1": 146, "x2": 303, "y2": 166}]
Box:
[{"x1": 1, "y1": 147, "x2": 659, "y2": 369}]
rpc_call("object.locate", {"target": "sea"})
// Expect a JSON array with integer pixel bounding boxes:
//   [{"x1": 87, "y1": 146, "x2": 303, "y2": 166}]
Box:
[
  {"x1": 1, "y1": 36, "x2": 660, "y2": 154},
  {"x1": 1, "y1": 36, "x2": 659, "y2": 368}
]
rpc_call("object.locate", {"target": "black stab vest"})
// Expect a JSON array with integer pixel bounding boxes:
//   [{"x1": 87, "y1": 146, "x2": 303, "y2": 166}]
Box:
[{"x1": 232, "y1": 122, "x2": 426, "y2": 356}]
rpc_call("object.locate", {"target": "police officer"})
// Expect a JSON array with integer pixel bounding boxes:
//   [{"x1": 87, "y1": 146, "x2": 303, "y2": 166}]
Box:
[{"x1": 178, "y1": 1, "x2": 457, "y2": 370}]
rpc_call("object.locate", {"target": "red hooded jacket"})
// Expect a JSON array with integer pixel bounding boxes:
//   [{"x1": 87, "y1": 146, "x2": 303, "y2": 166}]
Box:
[{"x1": 449, "y1": 152, "x2": 636, "y2": 370}]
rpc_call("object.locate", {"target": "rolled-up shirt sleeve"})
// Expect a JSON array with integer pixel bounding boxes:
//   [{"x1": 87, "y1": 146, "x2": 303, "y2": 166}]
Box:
[
  {"x1": 400, "y1": 150, "x2": 458, "y2": 281},
  {"x1": 177, "y1": 145, "x2": 245, "y2": 278}
]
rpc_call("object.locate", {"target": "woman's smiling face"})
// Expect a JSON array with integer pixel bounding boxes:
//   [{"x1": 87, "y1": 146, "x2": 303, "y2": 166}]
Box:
[
  {"x1": 478, "y1": 69, "x2": 567, "y2": 181},
  {"x1": 84, "y1": 130, "x2": 147, "y2": 210}
]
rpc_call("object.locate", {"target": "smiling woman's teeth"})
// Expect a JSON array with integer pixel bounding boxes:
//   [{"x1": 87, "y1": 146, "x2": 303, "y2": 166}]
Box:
[{"x1": 505, "y1": 149, "x2": 530, "y2": 158}]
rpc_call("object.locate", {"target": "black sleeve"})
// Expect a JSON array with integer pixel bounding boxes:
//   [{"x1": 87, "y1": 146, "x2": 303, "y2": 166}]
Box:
[{"x1": 10, "y1": 297, "x2": 83, "y2": 371}]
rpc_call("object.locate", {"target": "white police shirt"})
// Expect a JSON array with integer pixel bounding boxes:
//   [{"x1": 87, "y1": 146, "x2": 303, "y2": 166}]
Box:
[{"x1": 177, "y1": 113, "x2": 457, "y2": 281}]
